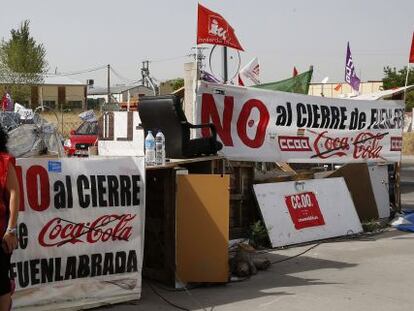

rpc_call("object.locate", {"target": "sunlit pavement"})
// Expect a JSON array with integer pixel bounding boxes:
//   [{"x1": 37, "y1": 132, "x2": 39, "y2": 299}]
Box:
[{"x1": 94, "y1": 159, "x2": 414, "y2": 311}]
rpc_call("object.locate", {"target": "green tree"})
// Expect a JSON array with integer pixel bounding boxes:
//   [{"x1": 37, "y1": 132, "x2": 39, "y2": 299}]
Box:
[
  {"x1": 170, "y1": 78, "x2": 184, "y2": 91},
  {"x1": 0, "y1": 20, "x2": 48, "y2": 105},
  {"x1": 382, "y1": 66, "x2": 414, "y2": 110}
]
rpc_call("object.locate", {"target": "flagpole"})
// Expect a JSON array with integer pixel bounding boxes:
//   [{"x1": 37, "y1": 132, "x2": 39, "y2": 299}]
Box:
[
  {"x1": 196, "y1": 45, "x2": 201, "y2": 80},
  {"x1": 403, "y1": 63, "x2": 411, "y2": 103},
  {"x1": 222, "y1": 46, "x2": 228, "y2": 84}
]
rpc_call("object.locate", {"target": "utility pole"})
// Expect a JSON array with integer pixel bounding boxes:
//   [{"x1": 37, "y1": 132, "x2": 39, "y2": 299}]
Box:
[
  {"x1": 141, "y1": 61, "x2": 150, "y2": 88},
  {"x1": 140, "y1": 60, "x2": 157, "y2": 95},
  {"x1": 191, "y1": 46, "x2": 207, "y2": 80},
  {"x1": 107, "y1": 64, "x2": 111, "y2": 105}
]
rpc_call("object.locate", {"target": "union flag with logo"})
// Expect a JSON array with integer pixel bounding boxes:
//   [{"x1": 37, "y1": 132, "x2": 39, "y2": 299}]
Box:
[{"x1": 197, "y1": 3, "x2": 244, "y2": 51}]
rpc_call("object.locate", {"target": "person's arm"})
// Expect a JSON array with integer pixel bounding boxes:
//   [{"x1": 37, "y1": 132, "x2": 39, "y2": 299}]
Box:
[{"x1": 2, "y1": 162, "x2": 20, "y2": 253}]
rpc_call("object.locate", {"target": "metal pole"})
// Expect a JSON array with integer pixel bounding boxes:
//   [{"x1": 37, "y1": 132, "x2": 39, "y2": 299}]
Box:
[
  {"x1": 127, "y1": 89, "x2": 130, "y2": 111},
  {"x1": 107, "y1": 64, "x2": 111, "y2": 105},
  {"x1": 40, "y1": 86, "x2": 44, "y2": 111},
  {"x1": 61, "y1": 97, "x2": 64, "y2": 134},
  {"x1": 141, "y1": 61, "x2": 145, "y2": 87},
  {"x1": 196, "y1": 45, "x2": 200, "y2": 80},
  {"x1": 404, "y1": 64, "x2": 411, "y2": 104},
  {"x1": 222, "y1": 46, "x2": 228, "y2": 84}
]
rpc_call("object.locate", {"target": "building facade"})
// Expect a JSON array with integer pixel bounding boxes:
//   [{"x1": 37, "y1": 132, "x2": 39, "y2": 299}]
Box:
[
  {"x1": 1, "y1": 76, "x2": 87, "y2": 109},
  {"x1": 87, "y1": 84, "x2": 154, "y2": 104},
  {"x1": 308, "y1": 81, "x2": 383, "y2": 98}
]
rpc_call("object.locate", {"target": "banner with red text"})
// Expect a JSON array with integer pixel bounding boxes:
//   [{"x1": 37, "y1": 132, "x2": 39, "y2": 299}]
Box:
[
  {"x1": 12, "y1": 157, "x2": 145, "y2": 310},
  {"x1": 196, "y1": 81, "x2": 404, "y2": 163}
]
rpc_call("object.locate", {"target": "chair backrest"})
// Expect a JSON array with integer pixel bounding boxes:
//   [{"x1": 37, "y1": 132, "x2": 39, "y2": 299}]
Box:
[{"x1": 138, "y1": 95, "x2": 189, "y2": 158}]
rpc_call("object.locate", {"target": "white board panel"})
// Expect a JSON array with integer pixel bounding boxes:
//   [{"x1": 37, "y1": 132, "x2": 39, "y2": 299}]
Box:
[
  {"x1": 368, "y1": 165, "x2": 390, "y2": 219},
  {"x1": 98, "y1": 111, "x2": 144, "y2": 156},
  {"x1": 254, "y1": 177, "x2": 363, "y2": 248}
]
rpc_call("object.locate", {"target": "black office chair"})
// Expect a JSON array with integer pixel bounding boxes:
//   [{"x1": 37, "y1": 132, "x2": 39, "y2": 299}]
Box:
[{"x1": 138, "y1": 95, "x2": 223, "y2": 159}]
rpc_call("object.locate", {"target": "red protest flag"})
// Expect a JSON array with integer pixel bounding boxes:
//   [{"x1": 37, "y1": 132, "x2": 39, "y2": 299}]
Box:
[
  {"x1": 409, "y1": 32, "x2": 414, "y2": 63},
  {"x1": 292, "y1": 66, "x2": 298, "y2": 77},
  {"x1": 197, "y1": 3, "x2": 244, "y2": 51},
  {"x1": 334, "y1": 83, "x2": 342, "y2": 91}
]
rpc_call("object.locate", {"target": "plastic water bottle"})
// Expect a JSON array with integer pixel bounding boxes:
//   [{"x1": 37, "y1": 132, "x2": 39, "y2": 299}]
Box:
[
  {"x1": 155, "y1": 130, "x2": 166, "y2": 165},
  {"x1": 145, "y1": 131, "x2": 155, "y2": 166}
]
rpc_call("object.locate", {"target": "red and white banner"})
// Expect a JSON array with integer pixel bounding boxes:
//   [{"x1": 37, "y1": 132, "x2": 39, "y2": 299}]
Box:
[
  {"x1": 196, "y1": 81, "x2": 404, "y2": 163},
  {"x1": 254, "y1": 178, "x2": 363, "y2": 247},
  {"x1": 197, "y1": 3, "x2": 244, "y2": 51},
  {"x1": 12, "y1": 157, "x2": 145, "y2": 310}
]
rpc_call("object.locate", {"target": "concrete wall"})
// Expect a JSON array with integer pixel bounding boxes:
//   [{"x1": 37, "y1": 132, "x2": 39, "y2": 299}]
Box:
[{"x1": 183, "y1": 62, "x2": 198, "y2": 124}]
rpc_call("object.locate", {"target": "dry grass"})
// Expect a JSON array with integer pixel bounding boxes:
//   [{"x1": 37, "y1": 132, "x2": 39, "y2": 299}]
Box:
[
  {"x1": 38, "y1": 110, "x2": 101, "y2": 138},
  {"x1": 403, "y1": 133, "x2": 414, "y2": 155}
]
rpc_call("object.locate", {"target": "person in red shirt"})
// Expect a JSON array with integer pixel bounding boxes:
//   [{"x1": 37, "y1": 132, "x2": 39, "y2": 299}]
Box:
[
  {"x1": 0, "y1": 127, "x2": 19, "y2": 311},
  {"x1": 1, "y1": 93, "x2": 8, "y2": 112}
]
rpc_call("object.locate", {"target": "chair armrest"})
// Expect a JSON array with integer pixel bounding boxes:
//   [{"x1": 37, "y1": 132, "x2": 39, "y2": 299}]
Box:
[{"x1": 186, "y1": 122, "x2": 217, "y2": 141}]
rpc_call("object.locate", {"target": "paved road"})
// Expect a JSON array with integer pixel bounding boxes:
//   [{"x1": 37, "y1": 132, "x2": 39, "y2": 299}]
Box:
[{"x1": 93, "y1": 161, "x2": 414, "y2": 311}]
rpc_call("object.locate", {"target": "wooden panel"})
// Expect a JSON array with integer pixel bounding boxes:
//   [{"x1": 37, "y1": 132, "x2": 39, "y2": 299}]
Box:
[
  {"x1": 176, "y1": 174, "x2": 229, "y2": 283},
  {"x1": 224, "y1": 161, "x2": 256, "y2": 239},
  {"x1": 326, "y1": 163, "x2": 379, "y2": 222}
]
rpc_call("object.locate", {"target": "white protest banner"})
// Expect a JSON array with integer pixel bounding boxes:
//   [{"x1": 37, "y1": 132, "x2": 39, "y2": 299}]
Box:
[
  {"x1": 253, "y1": 178, "x2": 363, "y2": 247},
  {"x1": 196, "y1": 81, "x2": 404, "y2": 163},
  {"x1": 12, "y1": 157, "x2": 145, "y2": 310}
]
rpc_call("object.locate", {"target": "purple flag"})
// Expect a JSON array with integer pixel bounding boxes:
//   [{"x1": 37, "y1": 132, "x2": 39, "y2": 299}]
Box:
[
  {"x1": 200, "y1": 70, "x2": 221, "y2": 83},
  {"x1": 345, "y1": 42, "x2": 361, "y2": 92}
]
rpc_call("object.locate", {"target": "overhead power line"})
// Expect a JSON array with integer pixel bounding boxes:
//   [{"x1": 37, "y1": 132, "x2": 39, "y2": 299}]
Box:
[
  {"x1": 110, "y1": 67, "x2": 136, "y2": 84},
  {"x1": 148, "y1": 55, "x2": 191, "y2": 63},
  {"x1": 47, "y1": 65, "x2": 107, "y2": 77}
]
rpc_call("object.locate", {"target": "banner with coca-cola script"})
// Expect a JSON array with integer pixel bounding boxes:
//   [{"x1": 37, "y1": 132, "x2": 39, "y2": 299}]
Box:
[
  {"x1": 12, "y1": 157, "x2": 145, "y2": 310},
  {"x1": 196, "y1": 81, "x2": 404, "y2": 163}
]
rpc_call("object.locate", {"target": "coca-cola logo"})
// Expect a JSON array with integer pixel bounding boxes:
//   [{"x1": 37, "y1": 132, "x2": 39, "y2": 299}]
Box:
[
  {"x1": 353, "y1": 132, "x2": 384, "y2": 159},
  {"x1": 313, "y1": 131, "x2": 349, "y2": 159},
  {"x1": 313, "y1": 131, "x2": 385, "y2": 160},
  {"x1": 38, "y1": 214, "x2": 136, "y2": 247}
]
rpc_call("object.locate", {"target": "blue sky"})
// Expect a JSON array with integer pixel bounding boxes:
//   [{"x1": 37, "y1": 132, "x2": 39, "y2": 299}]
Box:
[{"x1": 1, "y1": 0, "x2": 413, "y2": 86}]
